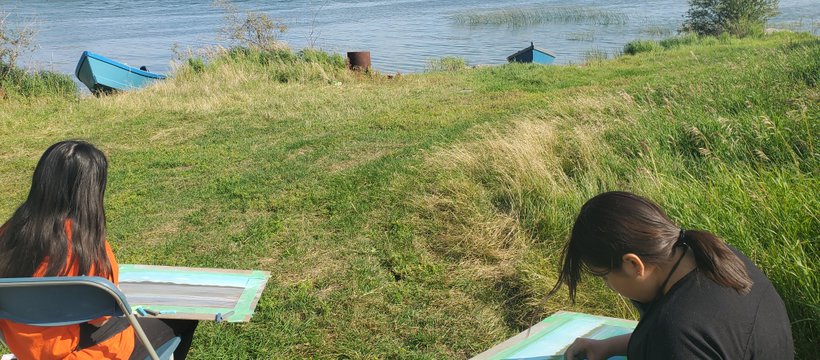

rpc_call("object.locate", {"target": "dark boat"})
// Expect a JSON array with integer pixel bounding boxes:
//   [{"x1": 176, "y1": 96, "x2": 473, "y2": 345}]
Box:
[{"x1": 507, "y1": 42, "x2": 556, "y2": 64}]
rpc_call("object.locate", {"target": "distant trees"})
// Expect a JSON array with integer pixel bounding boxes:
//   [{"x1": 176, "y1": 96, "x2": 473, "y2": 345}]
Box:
[{"x1": 681, "y1": 0, "x2": 780, "y2": 37}]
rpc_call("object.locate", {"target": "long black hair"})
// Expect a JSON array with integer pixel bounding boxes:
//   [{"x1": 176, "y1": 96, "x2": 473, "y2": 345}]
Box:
[
  {"x1": 0, "y1": 140, "x2": 112, "y2": 278},
  {"x1": 552, "y1": 191, "x2": 752, "y2": 301}
]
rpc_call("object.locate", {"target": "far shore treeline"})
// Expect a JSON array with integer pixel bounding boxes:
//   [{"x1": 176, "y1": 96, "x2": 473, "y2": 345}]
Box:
[{"x1": 0, "y1": 1, "x2": 818, "y2": 359}]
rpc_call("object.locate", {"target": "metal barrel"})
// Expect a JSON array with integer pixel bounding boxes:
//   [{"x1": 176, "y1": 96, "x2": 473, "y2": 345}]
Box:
[{"x1": 347, "y1": 51, "x2": 371, "y2": 71}]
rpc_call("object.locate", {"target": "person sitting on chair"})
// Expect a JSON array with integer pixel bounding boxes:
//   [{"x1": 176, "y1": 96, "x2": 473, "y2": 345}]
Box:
[{"x1": 0, "y1": 140, "x2": 198, "y2": 360}]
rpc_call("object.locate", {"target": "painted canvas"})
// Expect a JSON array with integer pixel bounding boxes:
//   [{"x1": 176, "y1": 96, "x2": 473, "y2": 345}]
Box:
[
  {"x1": 471, "y1": 311, "x2": 637, "y2": 360},
  {"x1": 118, "y1": 264, "x2": 270, "y2": 323}
]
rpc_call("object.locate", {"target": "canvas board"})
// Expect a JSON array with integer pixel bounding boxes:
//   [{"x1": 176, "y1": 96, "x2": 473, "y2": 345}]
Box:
[
  {"x1": 471, "y1": 311, "x2": 637, "y2": 360},
  {"x1": 118, "y1": 264, "x2": 270, "y2": 323}
]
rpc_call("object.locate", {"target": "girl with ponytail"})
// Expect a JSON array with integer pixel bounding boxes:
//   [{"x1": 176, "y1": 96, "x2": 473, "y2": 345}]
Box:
[{"x1": 556, "y1": 191, "x2": 793, "y2": 359}]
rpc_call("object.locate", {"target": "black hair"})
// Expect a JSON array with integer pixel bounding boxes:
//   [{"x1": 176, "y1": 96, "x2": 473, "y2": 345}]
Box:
[
  {"x1": 0, "y1": 140, "x2": 111, "y2": 278},
  {"x1": 551, "y1": 191, "x2": 752, "y2": 301}
]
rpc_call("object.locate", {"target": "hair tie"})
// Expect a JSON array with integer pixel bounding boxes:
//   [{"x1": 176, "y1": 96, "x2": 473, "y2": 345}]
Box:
[{"x1": 676, "y1": 228, "x2": 687, "y2": 247}]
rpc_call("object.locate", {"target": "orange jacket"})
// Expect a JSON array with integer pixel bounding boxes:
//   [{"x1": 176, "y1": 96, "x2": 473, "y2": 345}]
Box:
[{"x1": 0, "y1": 220, "x2": 136, "y2": 359}]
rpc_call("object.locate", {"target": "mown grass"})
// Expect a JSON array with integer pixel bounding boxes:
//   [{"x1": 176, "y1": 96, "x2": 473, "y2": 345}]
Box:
[
  {"x1": 452, "y1": 6, "x2": 629, "y2": 27},
  {"x1": 0, "y1": 34, "x2": 817, "y2": 358}
]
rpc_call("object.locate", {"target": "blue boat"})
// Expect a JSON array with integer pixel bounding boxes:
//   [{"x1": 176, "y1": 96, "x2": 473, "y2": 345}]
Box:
[
  {"x1": 75, "y1": 51, "x2": 166, "y2": 94},
  {"x1": 507, "y1": 42, "x2": 556, "y2": 65}
]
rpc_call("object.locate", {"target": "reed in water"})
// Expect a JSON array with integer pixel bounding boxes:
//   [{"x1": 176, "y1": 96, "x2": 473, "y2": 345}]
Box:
[{"x1": 452, "y1": 6, "x2": 629, "y2": 27}]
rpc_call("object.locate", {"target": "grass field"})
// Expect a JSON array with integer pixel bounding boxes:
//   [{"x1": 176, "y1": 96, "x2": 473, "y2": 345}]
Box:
[{"x1": 1, "y1": 32, "x2": 817, "y2": 358}]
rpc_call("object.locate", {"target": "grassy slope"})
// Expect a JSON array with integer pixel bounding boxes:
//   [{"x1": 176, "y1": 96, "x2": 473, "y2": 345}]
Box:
[{"x1": 0, "y1": 33, "x2": 817, "y2": 358}]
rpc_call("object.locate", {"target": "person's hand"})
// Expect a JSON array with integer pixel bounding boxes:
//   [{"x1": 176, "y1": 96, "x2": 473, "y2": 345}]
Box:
[{"x1": 564, "y1": 337, "x2": 613, "y2": 360}]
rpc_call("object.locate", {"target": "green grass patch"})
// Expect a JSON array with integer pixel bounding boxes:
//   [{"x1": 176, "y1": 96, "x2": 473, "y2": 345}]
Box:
[
  {"x1": 0, "y1": 66, "x2": 77, "y2": 99},
  {"x1": 425, "y1": 57, "x2": 468, "y2": 72},
  {"x1": 623, "y1": 39, "x2": 662, "y2": 55},
  {"x1": 1, "y1": 33, "x2": 817, "y2": 358},
  {"x1": 623, "y1": 32, "x2": 736, "y2": 55}
]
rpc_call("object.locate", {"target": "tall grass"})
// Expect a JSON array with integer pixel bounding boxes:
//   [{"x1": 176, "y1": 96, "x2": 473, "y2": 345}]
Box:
[
  {"x1": 173, "y1": 46, "x2": 349, "y2": 84},
  {"x1": 0, "y1": 66, "x2": 77, "y2": 99},
  {"x1": 582, "y1": 48, "x2": 610, "y2": 63},
  {"x1": 623, "y1": 40, "x2": 662, "y2": 55},
  {"x1": 453, "y1": 6, "x2": 629, "y2": 27},
  {"x1": 425, "y1": 56, "x2": 468, "y2": 72},
  {"x1": 623, "y1": 33, "x2": 723, "y2": 55}
]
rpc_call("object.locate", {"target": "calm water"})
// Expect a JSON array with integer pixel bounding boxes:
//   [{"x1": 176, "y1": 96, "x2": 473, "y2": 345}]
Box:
[{"x1": 2, "y1": 0, "x2": 818, "y2": 76}]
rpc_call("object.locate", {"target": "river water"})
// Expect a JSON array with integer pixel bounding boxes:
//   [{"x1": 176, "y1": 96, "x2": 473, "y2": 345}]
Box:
[{"x1": 2, "y1": 0, "x2": 818, "y2": 75}]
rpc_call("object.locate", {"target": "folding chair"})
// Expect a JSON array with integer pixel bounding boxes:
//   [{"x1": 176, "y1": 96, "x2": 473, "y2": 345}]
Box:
[{"x1": 0, "y1": 276, "x2": 180, "y2": 360}]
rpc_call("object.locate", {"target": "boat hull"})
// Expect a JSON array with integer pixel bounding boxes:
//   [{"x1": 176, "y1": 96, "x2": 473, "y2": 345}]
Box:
[
  {"x1": 75, "y1": 51, "x2": 166, "y2": 94},
  {"x1": 507, "y1": 44, "x2": 556, "y2": 65}
]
